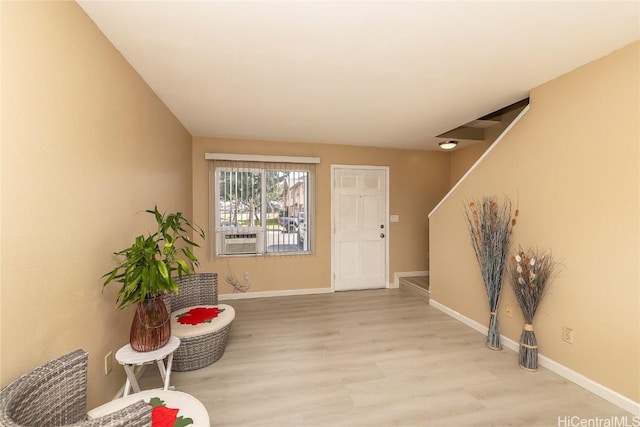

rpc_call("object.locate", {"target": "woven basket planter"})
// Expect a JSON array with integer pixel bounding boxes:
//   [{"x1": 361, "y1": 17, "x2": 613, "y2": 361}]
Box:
[
  {"x1": 165, "y1": 273, "x2": 235, "y2": 371},
  {"x1": 171, "y1": 321, "x2": 233, "y2": 371}
]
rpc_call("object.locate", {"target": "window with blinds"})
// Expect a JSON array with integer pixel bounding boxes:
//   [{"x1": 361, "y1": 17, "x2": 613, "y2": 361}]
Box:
[{"x1": 207, "y1": 154, "x2": 318, "y2": 257}]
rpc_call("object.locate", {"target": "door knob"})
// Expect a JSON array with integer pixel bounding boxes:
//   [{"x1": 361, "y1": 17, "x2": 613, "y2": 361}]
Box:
[{"x1": 380, "y1": 233, "x2": 385, "y2": 238}]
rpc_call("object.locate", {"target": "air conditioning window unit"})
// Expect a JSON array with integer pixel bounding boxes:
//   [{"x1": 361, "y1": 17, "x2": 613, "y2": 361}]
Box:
[{"x1": 216, "y1": 228, "x2": 264, "y2": 256}]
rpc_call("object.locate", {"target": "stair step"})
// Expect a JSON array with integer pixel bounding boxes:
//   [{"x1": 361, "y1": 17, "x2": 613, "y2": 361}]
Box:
[{"x1": 399, "y1": 276, "x2": 429, "y2": 302}]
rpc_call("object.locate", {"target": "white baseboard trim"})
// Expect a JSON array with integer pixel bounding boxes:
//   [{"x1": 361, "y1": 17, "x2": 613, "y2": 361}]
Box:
[
  {"x1": 429, "y1": 299, "x2": 640, "y2": 416},
  {"x1": 393, "y1": 271, "x2": 429, "y2": 288},
  {"x1": 219, "y1": 287, "x2": 333, "y2": 300}
]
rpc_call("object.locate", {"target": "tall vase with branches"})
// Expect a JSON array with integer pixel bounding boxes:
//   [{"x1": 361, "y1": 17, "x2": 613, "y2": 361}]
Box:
[
  {"x1": 508, "y1": 247, "x2": 560, "y2": 370},
  {"x1": 464, "y1": 196, "x2": 515, "y2": 350}
]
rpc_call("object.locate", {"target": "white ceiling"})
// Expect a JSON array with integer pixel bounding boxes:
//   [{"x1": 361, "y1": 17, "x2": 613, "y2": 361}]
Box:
[{"x1": 77, "y1": 1, "x2": 639, "y2": 151}]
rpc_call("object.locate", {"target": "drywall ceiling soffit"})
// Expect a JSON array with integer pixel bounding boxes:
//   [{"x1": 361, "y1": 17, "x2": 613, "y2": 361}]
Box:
[
  {"x1": 77, "y1": 1, "x2": 640, "y2": 151},
  {"x1": 435, "y1": 98, "x2": 530, "y2": 148}
]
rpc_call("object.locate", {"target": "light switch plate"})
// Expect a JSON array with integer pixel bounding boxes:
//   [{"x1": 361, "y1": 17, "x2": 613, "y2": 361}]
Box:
[{"x1": 390, "y1": 215, "x2": 399, "y2": 222}]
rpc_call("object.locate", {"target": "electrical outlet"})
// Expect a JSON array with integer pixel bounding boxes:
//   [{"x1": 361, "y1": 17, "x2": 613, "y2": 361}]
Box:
[
  {"x1": 505, "y1": 306, "x2": 513, "y2": 318},
  {"x1": 562, "y1": 327, "x2": 574, "y2": 344},
  {"x1": 104, "y1": 351, "x2": 113, "y2": 375}
]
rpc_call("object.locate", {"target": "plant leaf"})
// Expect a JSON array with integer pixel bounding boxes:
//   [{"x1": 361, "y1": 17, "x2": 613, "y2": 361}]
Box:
[
  {"x1": 174, "y1": 416, "x2": 194, "y2": 427},
  {"x1": 102, "y1": 206, "x2": 204, "y2": 309},
  {"x1": 157, "y1": 260, "x2": 169, "y2": 282},
  {"x1": 148, "y1": 397, "x2": 165, "y2": 407}
]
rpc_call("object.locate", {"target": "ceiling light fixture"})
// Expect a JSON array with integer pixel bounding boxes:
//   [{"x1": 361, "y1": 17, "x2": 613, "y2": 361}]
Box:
[{"x1": 439, "y1": 140, "x2": 458, "y2": 150}]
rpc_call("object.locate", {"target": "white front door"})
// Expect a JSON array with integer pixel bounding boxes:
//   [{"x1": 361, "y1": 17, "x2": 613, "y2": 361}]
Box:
[{"x1": 332, "y1": 166, "x2": 388, "y2": 291}]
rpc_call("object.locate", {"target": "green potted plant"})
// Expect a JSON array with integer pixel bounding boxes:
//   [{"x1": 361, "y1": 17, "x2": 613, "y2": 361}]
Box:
[{"x1": 103, "y1": 205, "x2": 205, "y2": 352}]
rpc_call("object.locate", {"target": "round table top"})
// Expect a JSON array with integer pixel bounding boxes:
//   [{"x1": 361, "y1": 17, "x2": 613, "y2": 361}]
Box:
[
  {"x1": 115, "y1": 335, "x2": 181, "y2": 365},
  {"x1": 171, "y1": 304, "x2": 235, "y2": 339},
  {"x1": 88, "y1": 389, "x2": 210, "y2": 426}
]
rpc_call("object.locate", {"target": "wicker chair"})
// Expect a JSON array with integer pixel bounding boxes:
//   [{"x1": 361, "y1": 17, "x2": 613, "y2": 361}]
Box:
[
  {"x1": 0, "y1": 349, "x2": 151, "y2": 427},
  {"x1": 165, "y1": 272, "x2": 235, "y2": 371}
]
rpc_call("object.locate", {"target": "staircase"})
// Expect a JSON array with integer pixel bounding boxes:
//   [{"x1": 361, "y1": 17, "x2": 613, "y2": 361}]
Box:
[{"x1": 399, "y1": 275, "x2": 429, "y2": 302}]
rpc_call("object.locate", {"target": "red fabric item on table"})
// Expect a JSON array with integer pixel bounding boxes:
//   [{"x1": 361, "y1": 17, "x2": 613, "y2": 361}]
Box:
[
  {"x1": 151, "y1": 405, "x2": 179, "y2": 427},
  {"x1": 177, "y1": 307, "x2": 221, "y2": 325}
]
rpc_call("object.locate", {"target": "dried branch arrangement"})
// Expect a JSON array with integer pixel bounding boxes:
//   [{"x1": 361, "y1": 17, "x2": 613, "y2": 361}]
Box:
[
  {"x1": 508, "y1": 247, "x2": 560, "y2": 371},
  {"x1": 463, "y1": 196, "x2": 514, "y2": 350}
]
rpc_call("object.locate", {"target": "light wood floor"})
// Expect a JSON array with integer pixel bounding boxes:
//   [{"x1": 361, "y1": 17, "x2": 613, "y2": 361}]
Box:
[{"x1": 140, "y1": 289, "x2": 629, "y2": 426}]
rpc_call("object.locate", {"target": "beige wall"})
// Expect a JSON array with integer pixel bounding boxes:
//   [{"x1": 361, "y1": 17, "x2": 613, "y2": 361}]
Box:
[
  {"x1": 1, "y1": 2, "x2": 193, "y2": 407},
  {"x1": 449, "y1": 107, "x2": 526, "y2": 186},
  {"x1": 192, "y1": 138, "x2": 451, "y2": 294},
  {"x1": 430, "y1": 42, "x2": 639, "y2": 401},
  {"x1": 449, "y1": 142, "x2": 491, "y2": 186}
]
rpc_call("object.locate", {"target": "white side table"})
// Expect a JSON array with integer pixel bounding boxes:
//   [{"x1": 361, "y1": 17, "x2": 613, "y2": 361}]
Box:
[{"x1": 115, "y1": 335, "x2": 181, "y2": 396}]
